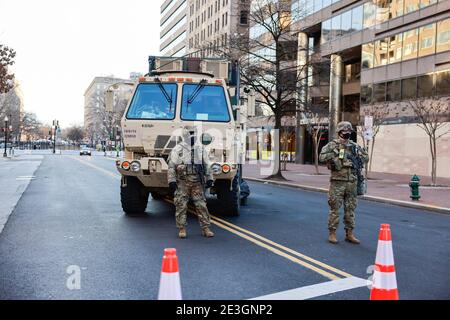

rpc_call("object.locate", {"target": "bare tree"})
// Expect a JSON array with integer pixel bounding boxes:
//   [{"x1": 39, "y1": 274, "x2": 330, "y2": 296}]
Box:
[
  {"x1": 305, "y1": 111, "x2": 328, "y2": 175},
  {"x1": 408, "y1": 97, "x2": 450, "y2": 186},
  {"x1": 0, "y1": 44, "x2": 16, "y2": 95},
  {"x1": 358, "y1": 102, "x2": 398, "y2": 177},
  {"x1": 21, "y1": 112, "x2": 43, "y2": 141},
  {"x1": 215, "y1": 0, "x2": 321, "y2": 179},
  {"x1": 65, "y1": 125, "x2": 84, "y2": 143}
]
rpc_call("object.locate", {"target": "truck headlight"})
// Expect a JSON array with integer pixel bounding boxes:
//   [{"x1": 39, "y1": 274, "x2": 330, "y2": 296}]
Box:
[
  {"x1": 201, "y1": 133, "x2": 213, "y2": 146},
  {"x1": 211, "y1": 163, "x2": 221, "y2": 174},
  {"x1": 130, "y1": 161, "x2": 141, "y2": 172}
]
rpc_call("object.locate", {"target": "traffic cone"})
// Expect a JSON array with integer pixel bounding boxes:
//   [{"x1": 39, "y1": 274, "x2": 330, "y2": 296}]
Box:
[
  {"x1": 370, "y1": 224, "x2": 399, "y2": 300},
  {"x1": 158, "y1": 248, "x2": 182, "y2": 300}
]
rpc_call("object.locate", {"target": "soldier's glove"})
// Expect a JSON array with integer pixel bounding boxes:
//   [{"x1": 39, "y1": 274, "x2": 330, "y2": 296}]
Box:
[
  {"x1": 169, "y1": 182, "x2": 177, "y2": 193},
  {"x1": 205, "y1": 180, "x2": 214, "y2": 188}
]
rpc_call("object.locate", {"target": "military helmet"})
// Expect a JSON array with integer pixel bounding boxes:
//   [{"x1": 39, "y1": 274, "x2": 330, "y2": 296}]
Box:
[{"x1": 336, "y1": 121, "x2": 354, "y2": 133}]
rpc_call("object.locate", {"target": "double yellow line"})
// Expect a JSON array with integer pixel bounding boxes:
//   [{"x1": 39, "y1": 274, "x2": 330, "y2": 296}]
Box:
[
  {"x1": 164, "y1": 198, "x2": 353, "y2": 281},
  {"x1": 71, "y1": 155, "x2": 353, "y2": 281}
]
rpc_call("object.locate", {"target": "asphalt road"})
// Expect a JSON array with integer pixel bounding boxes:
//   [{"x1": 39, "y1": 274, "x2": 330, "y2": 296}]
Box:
[{"x1": 0, "y1": 152, "x2": 449, "y2": 300}]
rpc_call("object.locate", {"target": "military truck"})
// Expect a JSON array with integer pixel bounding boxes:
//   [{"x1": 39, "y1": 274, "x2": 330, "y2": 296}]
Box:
[{"x1": 112, "y1": 56, "x2": 253, "y2": 217}]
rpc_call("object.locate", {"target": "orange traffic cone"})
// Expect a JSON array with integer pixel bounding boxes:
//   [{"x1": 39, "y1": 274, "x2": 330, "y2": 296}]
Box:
[
  {"x1": 370, "y1": 224, "x2": 399, "y2": 300},
  {"x1": 158, "y1": 248, "x2": 182, "y2": 300}
]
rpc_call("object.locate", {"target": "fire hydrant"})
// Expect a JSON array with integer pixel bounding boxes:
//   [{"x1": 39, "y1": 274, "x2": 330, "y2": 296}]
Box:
[{"x1": 409, "y1": 174, "x2": 421, "y2": 201}]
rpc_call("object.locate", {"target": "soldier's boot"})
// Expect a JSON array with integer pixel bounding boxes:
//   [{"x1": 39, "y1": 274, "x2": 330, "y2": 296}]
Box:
[
  {"x1": 201, "y1": 227, "x2": 214, "y2": 238},
  {"x1": 345, "y1": 229, "x2": 360, "y2": 244},
  {"x1": 328, "y1": 230, "x2": 338, "y2": 244},
  {"x1": 178, "y1": 228, "x2": 187, "y2": 239}
]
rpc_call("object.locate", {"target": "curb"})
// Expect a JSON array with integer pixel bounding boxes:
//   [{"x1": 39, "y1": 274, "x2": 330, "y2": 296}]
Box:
[{"x1": 243, "y1": 176, "x2": 450, "y2": 215}]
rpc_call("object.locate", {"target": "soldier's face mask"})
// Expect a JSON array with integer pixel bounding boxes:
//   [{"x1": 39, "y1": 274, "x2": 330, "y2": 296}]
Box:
[{"x1": 339, "y1": 131, "x2": 351, "y2": 140}]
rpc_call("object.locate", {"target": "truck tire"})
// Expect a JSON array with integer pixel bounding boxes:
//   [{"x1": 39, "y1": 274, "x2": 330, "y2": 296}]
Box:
[
  {"x1": 215, "y1": 176, "x2": 240, "y2": 217},
  {"x1": 150, "y1": 192, "x2": 165, "y2": 200},
  {"x1": 120, "y1": 176, "x2": 149, "y2": 215}
]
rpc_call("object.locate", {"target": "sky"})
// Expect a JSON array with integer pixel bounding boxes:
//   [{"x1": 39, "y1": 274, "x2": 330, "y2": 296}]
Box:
[{"x1": 0, "y1": 0, "x2": 164, "y2": 128}]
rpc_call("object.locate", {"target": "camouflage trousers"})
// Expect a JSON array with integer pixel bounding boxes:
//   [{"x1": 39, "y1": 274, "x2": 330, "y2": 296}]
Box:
[
  {"x1": 174, "y1": 180, "x2": 211, "y2": 229},
  {"x1": 328, "y1": 180, "x2": 357, "y2": 231}
]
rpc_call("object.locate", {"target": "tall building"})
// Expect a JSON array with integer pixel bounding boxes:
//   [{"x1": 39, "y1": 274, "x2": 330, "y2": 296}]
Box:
[
  {"x1": 291, "y1": 0, "x2": 450, "y2": 177},
  {"x1": 160, "y1": 0, "x2": 188, "y2": 56},
  {"x1": 83, "y1": 76, "x2": 133, "y2": 145},
  {"x1": 186, "y1": 0, "x2": 251, "y2": 57}
]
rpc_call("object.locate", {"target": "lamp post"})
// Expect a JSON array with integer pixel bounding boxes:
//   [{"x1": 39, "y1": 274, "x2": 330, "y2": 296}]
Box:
[
  {"x1": 3, "y1": 115, "x2": 9, "y2": 157},
  {"x1": 52, "y1": 119, "x2": 59, "y2": 154}
]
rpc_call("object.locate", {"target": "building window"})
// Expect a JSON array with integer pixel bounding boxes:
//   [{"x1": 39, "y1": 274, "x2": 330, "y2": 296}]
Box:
[
  {"x1": 374, "y1": 38, "x2": 389, "y2": 67},
  {"x1": 314, "y1": 0, "x2": 323, "y2": 13},
  {"x1": 363, "y1": 1, "x2": 376, "y2": 28},
  {"x1": 436, "y1": 70, "x2": 450, "y2": 95},
  {"x1": 322, "y1": 19, "x2": 332, "y2": 43},
  {"x1": 351, "y1": 5, "x2": 363, "y2": 31},
  {"x1": 331, "y1": 14, "x2": 341, "y2": 37},
  {"x1": 362, "y1": 43, "x2": 374, "y2": 69},
  {"x1": 401, "y1": 77, "x2": 417, "y2": 99},
  {"x1": 341, "y1": 10, "x2": 352, "y2": 35},
  {"x1": 361, "y1": 84, "x2": 373, "y2": 104},
  {"x1": 373, "y1": 82, "x2": 386, "y2": 102},
  {"x1": 375, "y1": 0, "x2": 390, "y2": 24},
  {"x1": 389, "y1": 0, "x2": 404, "y2": 18},
  {"x1": 402, "y1": 28, "x2": 418, "y2": 61},
  {"x1": 388, "y1": 33, "x2": 402, "y2": 64},
  {"x1": 240, "y1": 11, "x2": 249, "y2": 25},
  {"x1": 404, "y1": 0, "x2": 419, "y2": 14},
  {"x1": 418, "y1": 23, "x2": 436, "y2": 57},
  {"x1": 436, "y1": 18, "x2": 450, "y2": 53},
  {"x1": 417, "y1": 74, "x2": 435, "y2": 97},
  {"x1": 420, "y1": 0, "x2": 438, "y2": 9},
  {"x1": 386, "y1": 80, "x2": 402, "y2": 101}
]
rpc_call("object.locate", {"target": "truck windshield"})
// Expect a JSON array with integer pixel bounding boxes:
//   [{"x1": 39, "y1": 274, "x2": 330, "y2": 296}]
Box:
[
  {"x1": 181, "y1": 84, "x2": 230, "y2": 122},
  {"x1": 126, "y1": 83, "x2": 177, "y2": 120}
]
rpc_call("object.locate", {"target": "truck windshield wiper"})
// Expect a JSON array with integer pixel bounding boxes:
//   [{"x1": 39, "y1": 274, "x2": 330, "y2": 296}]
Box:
[
  {"x1": 187, "y1": 79, "x2": 207, "y2": 104},
  {"x1": 155, "y1": 78, "x2": 173, "y2": 111}
]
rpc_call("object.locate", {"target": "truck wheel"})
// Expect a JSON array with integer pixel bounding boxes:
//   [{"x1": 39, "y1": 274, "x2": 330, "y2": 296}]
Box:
[
  {"x1": 215, "y1": 176, "x2": 240, "y2": 217},
  {"x1": 150, "y1": 192, "x2": 165, "y2": 200},
  {"x1": 120, "y1": 176, "x2": 149, "y2": 215}
]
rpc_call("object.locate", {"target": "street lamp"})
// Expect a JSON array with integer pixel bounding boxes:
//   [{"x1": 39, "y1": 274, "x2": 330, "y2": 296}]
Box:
[
  {"x1": 52, "y1": 119, "x2": 59, "y2": 154},
  {"x1": 3, "y1": 115, "x2": 9, "y2": 157}
]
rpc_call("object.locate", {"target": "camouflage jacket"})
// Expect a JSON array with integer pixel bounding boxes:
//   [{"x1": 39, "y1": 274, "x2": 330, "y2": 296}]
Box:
[
  {"x1": 167, "y1": 142, "x2": 213, "y2": 183},
  {"x1": 319, "y1": 139, "x2": 369, "y2": 182}
]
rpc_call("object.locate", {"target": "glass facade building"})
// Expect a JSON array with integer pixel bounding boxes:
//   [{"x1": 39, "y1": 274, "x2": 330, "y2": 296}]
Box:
[{"x1": 160, "y1": 0, "x2": 188, "y2": 57}]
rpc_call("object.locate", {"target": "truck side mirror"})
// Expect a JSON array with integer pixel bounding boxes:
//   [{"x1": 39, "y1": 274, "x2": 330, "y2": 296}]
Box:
[
  {"x1": 247, "y1": 93, "x2": 256, "y2": 117},
  {"x1": 105, "y1": 90, "x2": 114, "y2": 112}
]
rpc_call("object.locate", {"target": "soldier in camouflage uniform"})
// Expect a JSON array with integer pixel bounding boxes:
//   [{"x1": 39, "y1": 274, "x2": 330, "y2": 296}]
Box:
[
  {"x1": 319, "y1": 121, "x2": 369, "y2": 244},
  {"x1": 168, "y1": 127, "x2": 215, "y2": 239}
]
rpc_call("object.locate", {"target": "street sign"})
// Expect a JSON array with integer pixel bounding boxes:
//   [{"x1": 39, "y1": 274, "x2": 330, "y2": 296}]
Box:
[
  {"x1": 364, "y1": 128, "x2": 373, "y2": 141},
  {"x1": 364, "y1": 115, "x2": 373, "y2": 129}
]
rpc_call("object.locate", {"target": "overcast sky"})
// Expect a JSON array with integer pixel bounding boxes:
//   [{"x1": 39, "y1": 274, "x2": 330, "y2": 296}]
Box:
[{"x1": 0, "y1": 0, "x2": 164, "y2": 128}]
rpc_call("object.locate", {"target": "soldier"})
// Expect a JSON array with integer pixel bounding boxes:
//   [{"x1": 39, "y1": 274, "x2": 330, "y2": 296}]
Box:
[
  {"x1": 167, "y1": 127, "x2": 215, "y2": 239},
  {"x1": 319, "y1": 121, "x2": 369, "y2": 245}
]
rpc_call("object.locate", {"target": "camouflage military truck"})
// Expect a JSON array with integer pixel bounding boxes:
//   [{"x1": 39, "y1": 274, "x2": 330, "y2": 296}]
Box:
[{"x1": 112, "y1": 56, "x2": 253, "y2": 217}]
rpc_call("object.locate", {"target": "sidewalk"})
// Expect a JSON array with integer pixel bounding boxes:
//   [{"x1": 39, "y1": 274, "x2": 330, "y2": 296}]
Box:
[
  {"x1": 0, "y1": 154, "x2": 43, "y2": 234},
  {"x1": 243, "y1": 162, "x2": 450, "y2": 214}
]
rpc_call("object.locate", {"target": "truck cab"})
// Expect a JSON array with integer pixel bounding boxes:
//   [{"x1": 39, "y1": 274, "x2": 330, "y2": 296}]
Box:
[{"x1": 114, "y1": 57, "x2": 251, "y2": 217}]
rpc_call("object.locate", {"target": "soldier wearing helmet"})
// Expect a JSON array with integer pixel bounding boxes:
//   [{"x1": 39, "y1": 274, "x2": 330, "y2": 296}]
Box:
[
  {"x1": 167, "y1": 126, "x2": 215, "y2": 239},
  {"x1": 319, "y1": 121, "x2": 369, "y2": 244}
]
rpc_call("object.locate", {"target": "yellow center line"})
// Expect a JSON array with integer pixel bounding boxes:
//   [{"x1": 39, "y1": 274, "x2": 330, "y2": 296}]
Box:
[
  {"x1": 164, "y1": 198, "x2": 347, "y2": 281},
  {"x1": 71, "y1": 156, "x2": 352, "y2": 281},
  {"x1": 69, "y1": 156, "x2": 121, "y2": 180},
  {"x1": 210, "y1": 215, "x2": 353, "y2": 279}
]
